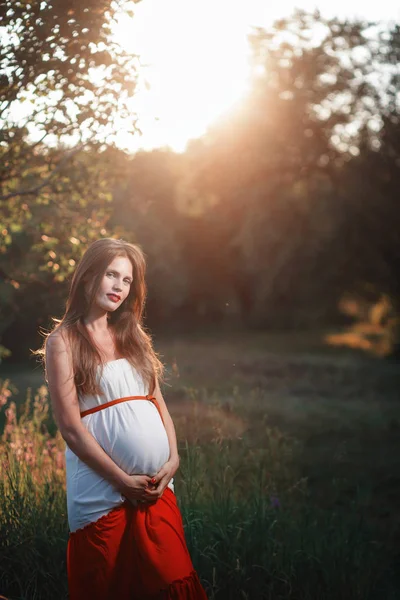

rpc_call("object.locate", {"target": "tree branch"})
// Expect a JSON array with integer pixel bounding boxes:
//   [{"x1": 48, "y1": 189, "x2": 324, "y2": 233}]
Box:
[{"x1": 0, "y1": 143, "x2": 86, "y2": 202}]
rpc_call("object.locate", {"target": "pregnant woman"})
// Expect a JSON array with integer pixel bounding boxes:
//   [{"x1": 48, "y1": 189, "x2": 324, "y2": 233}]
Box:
[{"x1": 42, "y1": 237, "x2": 207, "y2": 599}]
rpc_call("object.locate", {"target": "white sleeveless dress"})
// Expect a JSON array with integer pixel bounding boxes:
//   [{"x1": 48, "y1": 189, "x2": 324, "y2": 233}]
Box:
[{"x1": 65, "y1": 358, "x2": 174, "y2": 533}]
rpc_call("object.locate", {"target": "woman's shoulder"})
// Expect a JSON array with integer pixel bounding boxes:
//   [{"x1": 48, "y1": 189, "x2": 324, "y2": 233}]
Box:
[
  {"x1": 46, "y1": 325, "x2": 72, "y2": 355},
  {"x1": 45, "y1": 326, "x2": 75, "y2": 383}
]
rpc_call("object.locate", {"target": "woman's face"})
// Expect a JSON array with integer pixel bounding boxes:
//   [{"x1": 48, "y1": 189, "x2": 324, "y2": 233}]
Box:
[{"x1": 85, "y1": 255, "x2": 133, "y2": 312}]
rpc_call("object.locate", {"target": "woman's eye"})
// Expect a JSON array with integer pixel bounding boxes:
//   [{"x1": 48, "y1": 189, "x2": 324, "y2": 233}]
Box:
[{"x1": 107, "y1": 272, "x2": 130, "y2": 284}]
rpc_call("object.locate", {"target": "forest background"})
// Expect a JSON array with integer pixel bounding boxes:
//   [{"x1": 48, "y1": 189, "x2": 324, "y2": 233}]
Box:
[{"x1": 0, "y1": 0, "x2": 399, "y2": 361}]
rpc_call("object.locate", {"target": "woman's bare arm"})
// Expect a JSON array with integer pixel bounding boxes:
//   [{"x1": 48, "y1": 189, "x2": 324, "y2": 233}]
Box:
[
  {"x1": 153, "y1": 378, "x2": 180, "y2": 465},
  {"x1": 45, "y1": 330, "x2": 151, "y2": 499},
  {"x1": 142, "y1": 378, "x2": 180, "y2": 500}
]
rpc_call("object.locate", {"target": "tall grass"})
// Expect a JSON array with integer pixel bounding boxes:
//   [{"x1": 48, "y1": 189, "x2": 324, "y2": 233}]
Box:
[
  {"x1": 0, "y1": 382, "x2": 67, "y2": 599},
  {"x1": 0, "y1": 379, "x2": 396, "y2": 600}
]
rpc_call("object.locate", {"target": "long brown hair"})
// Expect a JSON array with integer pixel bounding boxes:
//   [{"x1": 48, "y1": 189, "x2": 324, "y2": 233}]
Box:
[{"x1": 33, "y1": 238, "x2": 164, "y2": 396}]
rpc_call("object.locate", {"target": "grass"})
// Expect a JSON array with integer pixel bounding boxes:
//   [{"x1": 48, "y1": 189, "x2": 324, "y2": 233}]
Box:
[{"x1": 0, "y1": 329, "x2": 399, "y2": 599}]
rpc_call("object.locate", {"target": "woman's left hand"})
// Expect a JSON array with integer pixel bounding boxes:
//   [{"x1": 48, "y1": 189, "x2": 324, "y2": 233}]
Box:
[{"x1": 143, "y1": 455, "x2": 180, "y2": 504}]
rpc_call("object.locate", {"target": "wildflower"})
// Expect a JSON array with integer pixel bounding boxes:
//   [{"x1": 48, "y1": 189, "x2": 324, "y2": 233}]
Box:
[
  {"x1": 55, "y1": 451, "x2": 65, "y2": 470},
  {"x1": 270, "y1": 495, "x2": 281, "y2": 509}
]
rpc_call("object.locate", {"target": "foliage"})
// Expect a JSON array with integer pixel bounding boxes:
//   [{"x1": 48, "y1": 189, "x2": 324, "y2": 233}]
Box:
[
  {"x1": 0, "y1": 0, "x2": 140, "y2": 346},
  {"x1": 171, "y1": 13, "x2": 396, "y2": 325},
  {"x1": 0, "y1": 0, "x2": 138, "y2": 204}
]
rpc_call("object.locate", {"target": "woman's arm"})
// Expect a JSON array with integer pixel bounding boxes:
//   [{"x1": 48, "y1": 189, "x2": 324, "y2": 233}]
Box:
[
  {"x1": 153, "y1": 377, "x2": 180, "y2": 465},
  {"x1": 144, "y1": 378, "x2": 180, "y2": 499},
  {"x1": 45, "y1": 330, "x2": 152, "y2": 502}
]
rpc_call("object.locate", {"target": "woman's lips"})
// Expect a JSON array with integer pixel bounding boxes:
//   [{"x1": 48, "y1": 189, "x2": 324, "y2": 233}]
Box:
[{"x1": 107, "y1": 294, "x2": 121, "y2": 303}]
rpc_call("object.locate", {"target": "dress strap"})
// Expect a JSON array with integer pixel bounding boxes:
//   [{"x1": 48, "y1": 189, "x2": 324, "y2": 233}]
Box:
[{"x1": 80, "y1": 394, "x2": 164, "y2": 424}]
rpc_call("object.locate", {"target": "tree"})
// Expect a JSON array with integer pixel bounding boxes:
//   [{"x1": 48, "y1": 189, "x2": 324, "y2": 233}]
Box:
[
  {"x1": 0, "y1": 0, "x2": 139, "y2": 357},
  {"x1": 173, "y1": 11, "x2": 396, "y2": 326}
]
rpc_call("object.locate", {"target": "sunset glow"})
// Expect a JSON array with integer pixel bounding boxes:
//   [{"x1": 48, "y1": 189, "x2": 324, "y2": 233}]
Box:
[
  {"x1": 114, "y1": 0, "x2": 255, "y2": 152},
  {"x1": 114, "y1": 0, "x2": 399, "y2": 153}
]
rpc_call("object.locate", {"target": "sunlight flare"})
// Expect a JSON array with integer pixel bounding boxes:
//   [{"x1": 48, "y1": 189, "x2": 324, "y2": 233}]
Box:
[{"x1": 114, "y1": 0, "x2": 261, "y2": 151}]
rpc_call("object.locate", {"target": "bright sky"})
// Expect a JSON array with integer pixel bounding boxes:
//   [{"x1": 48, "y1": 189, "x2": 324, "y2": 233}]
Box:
[{"x1": 115, "y1": 0, "x2": 399, "y2": 153}]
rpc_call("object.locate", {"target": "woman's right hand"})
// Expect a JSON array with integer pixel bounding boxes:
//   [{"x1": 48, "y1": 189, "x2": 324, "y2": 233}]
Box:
[{"x1": 119, "y1": 474, "x2": 156, "y2": 505}]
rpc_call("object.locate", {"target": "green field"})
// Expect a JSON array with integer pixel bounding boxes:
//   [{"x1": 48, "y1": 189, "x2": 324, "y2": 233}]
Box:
[{"x1": 1, "y1": 330, "x2": 399, "y2": 599}]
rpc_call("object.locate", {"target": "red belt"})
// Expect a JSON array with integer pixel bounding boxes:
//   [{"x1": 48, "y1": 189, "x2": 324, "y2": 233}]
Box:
[{"x1": 80, "y1": 394, "x2": 164, "y2": 425}]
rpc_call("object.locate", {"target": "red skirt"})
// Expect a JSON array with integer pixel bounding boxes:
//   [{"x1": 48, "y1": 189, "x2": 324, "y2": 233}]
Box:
[{"x1": 67, "y1": 487, "x2": 208, "y2": 599}]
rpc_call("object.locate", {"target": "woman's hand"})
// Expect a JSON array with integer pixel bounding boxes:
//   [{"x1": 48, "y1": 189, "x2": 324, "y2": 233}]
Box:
[
  {"x1": 119, "y1": 474, "x2": 153, "y2": 505},
  {"x1": 144, "y1": 455, "x2": 180, "y2": 504}
]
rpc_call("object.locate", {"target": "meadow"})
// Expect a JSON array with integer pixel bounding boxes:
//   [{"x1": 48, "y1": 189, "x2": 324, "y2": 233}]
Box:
[{"x1": 0, "y1": 329, "x2": 399, "y2": 599}]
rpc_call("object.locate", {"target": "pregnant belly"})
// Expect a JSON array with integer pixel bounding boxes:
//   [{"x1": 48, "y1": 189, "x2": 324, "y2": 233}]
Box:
[{"x1": 85, "y1": 400, "x2": 171, "y2": 476}]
